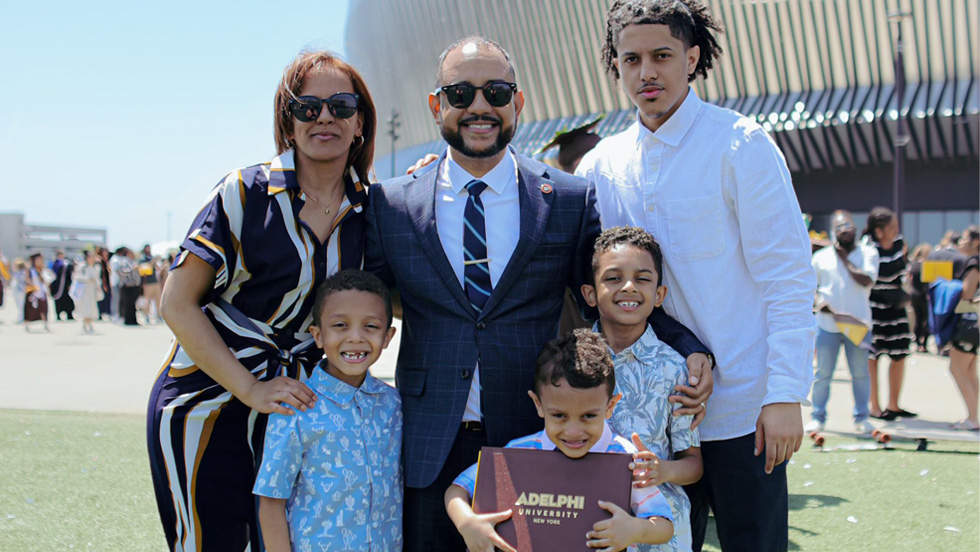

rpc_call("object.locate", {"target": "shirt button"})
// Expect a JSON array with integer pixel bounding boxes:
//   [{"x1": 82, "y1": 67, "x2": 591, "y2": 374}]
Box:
[
  {"x1": 461, "y1": 369, "x2": 472, "y2": 380},
  {"x1": 476, "y1": 322, "x2": 486, "y2": 330},
  {"x1": 647, "y1": 205, "x2": 654, "y2": 212}
]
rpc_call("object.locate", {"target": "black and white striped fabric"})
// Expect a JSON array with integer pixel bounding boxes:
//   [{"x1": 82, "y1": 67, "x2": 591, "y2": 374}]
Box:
[{"x1": 869, "y1": 236, "x2": 913, "y2": 358}]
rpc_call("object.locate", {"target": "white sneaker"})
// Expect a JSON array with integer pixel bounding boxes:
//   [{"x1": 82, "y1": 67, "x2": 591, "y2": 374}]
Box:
[
  {"x1": 804, "y1": 420, "x2": 824, "y2": 433},
  {"x1": 854, "y1": 420, "x2": 875, "y2": 435}
]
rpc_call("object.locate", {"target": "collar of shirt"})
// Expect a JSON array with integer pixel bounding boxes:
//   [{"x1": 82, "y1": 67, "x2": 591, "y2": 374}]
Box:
[
  {"x1": 591, "y1": 322, "x2": 662, "y2": 366},
  {"x1": 307, "y1": 362, "x2": 388, "y2": 406},
  {"x1": 634, "y1": 87, "x2": 703, "y2": 150},
  {"x1": 536, "y1": 421, "x2": 616, "y2": 452},
  {"x1": 265, "y1": 149, "x2": 367, "y2": 213},
  {"x1": 445, "y1": 147, "x2": 517, "y2": 196}
]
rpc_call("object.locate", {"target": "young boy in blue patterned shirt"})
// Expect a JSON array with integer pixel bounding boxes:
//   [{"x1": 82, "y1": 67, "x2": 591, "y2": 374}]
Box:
[
  {"x1": 445, "y1": 329, "x2": 674, "y2": 552},
  {"x1": 253, "y1": 270, "x2": 402, "y2": 552},
  {"x1": 581, "y1": 226, "x2": 703, "y2": 552}
]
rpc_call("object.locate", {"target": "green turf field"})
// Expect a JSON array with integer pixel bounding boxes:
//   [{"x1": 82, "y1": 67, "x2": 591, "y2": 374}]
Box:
[{"x1": 1, "y1": 409, "x2": 977, "y2": 551}]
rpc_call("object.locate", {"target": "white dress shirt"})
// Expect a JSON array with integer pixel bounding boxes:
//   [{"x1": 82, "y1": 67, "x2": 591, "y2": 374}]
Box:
[
  {"x1": 577, "y1": 88, "x2": 817, "y2": 441},
  {"x1": 812, "y1": 244, "x2": 879, "y2": 333},
  {"x1": 436, "y1": 148, "x2": 520, "y2": 422}
]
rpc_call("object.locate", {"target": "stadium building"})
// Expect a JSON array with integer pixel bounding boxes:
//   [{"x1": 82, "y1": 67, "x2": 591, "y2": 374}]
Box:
[{"x1": 345, "y1": 0, "x2": 978, "y2": 244}]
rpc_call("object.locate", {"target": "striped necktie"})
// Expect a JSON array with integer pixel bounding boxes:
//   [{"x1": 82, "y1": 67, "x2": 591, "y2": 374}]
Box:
[{"x1": 463, "y1": 179, "x2": 492, "y2": 312}]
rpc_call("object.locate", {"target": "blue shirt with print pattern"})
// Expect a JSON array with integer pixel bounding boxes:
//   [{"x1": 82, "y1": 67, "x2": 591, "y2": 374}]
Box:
[{"x1": 253, "y1": 364, "x2": 402, "y2": 551}]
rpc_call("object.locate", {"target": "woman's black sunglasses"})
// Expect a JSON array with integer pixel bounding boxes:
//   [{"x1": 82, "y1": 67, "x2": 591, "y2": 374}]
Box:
[
  {"x1": 433, "y1": 82, "x2": 517, "y2": 109},
  {"x1": 288, "y1": 93, "x2": 359, "y2": 122}
]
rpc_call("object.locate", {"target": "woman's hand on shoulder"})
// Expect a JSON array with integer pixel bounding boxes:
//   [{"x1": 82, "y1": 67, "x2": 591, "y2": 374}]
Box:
[
  {"x1": 242, "y1": 377, "x2": 317, "y2": 415},
  {"x1": 406, "y1": 153, "x2": 439, "y2": 175}
]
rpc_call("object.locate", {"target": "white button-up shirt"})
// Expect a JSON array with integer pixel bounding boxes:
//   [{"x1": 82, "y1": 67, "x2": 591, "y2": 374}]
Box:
[
  {"x1": 812, "y1": 244, "x2": 879, "y2": 333},
  {"x1": 577, "y1": 89, "x2": 817, "y2": 441},
  {"x1": 436, "y1": 148, "x2": 520, "y2": 422}
]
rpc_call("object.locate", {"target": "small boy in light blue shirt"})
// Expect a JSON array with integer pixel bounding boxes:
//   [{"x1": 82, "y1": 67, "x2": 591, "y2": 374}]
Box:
[
  {"x1": 446, "y1": 329, "x2": 674, "y2": 552},
  {"x1": 253, "y1": 270, "x2": 402, "y2": 552},
  {"x1": 581, "y1": 226, "x2": 703, "y2": 552}
]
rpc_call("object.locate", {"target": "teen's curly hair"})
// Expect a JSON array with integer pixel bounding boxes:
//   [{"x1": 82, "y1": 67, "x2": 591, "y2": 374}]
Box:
[
  {"x1": 592, "y1": 226, "x2": 664, "y2": 287},
  {"x1": 534, "y1": 329, "x2": 615, "y2": 397},
  {"x1": 602, "y1": 0, "x2": 724, "y2": 82}
]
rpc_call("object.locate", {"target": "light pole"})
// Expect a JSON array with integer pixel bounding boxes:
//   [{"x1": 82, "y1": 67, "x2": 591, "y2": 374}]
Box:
[
  {"x1": 888, "y1": 11, "x2": 912, "y2": 221},
  {"x1": 387, "y1": 109, "x2": 401, "y2": 178}
]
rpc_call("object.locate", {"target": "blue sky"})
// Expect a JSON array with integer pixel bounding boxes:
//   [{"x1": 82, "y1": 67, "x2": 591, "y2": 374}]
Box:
[{"x1": 0, "y1": 0, "x2": 350, "y2": 249}]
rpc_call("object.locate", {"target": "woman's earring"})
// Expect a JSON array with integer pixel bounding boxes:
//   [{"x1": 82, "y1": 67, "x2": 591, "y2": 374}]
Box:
[{"x1": 353, "y1": 135, "x2": 364, "y2": 147}]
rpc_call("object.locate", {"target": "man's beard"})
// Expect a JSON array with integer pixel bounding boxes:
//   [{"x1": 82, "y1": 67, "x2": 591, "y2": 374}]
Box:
[
  {"x1": 837, "y1": 234, "x2": 855, "y2": 249},
  {"x1": 441, "y1": 116, "x2": 515, "y2": 159}
]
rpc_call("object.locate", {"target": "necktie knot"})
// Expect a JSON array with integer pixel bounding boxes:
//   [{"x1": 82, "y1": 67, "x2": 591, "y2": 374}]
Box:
[{"x1": 465, "y1": 179, "x2": 488, "y2": 198}]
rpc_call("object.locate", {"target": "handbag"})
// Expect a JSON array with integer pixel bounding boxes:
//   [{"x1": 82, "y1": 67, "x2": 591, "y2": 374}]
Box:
[{"x1": 928, "y1": 279, "x2": 963, "y2": 347}]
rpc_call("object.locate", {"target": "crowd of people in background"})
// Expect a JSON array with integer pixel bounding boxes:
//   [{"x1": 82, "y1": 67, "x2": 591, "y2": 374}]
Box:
[
  {"x1": 0, "y1": 244, "x2": 176, "y2": 333},
  {"x1": 807, "y1": 212, "x2": 980, "y2": 434}
]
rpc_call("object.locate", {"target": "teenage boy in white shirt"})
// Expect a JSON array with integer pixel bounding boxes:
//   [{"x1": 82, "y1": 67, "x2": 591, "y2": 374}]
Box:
[{"x1": 575, "y1": 1, "x2": 817, "y2": 550}]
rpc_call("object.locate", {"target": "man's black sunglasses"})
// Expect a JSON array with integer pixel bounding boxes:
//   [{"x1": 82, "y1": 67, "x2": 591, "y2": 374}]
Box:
[
  {"x1": 288, "y1": 93, "x2": 359, "y2": 122},
  {"x1": 433, "y1": 82, "x2": 517, "y2": 109}
]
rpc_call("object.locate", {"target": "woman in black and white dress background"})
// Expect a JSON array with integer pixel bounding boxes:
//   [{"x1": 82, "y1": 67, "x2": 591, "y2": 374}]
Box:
[{"x1": 864, "y1": 207, "x2": 915, "y2": 420}]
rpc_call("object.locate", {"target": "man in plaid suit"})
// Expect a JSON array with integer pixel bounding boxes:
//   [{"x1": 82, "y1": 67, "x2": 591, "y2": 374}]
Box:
[{"x1": 365, "y1": 36, "x2": 704, "y2": 552}]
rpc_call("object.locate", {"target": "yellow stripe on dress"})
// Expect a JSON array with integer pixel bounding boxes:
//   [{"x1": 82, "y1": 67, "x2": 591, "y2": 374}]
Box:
[
  {"x1": 238, "y1": 174, "x2": 246, "y2": 210},
  {"x1": 155, "y1": 341, "x2": 180, "y2": 380},
  {"x1": 188, "y1": 405, "x2": 223, "y2": 552},
  {"x1": 168, "y1": 365, "x2": 200, "y2": 377},
  {"x1": 188, "y1": 231, "x2": 226, "y2": 257}
]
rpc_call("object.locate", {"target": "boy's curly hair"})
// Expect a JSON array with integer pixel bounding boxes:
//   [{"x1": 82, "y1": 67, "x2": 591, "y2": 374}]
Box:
[
  {"x1": 534, "y1": 329, "x2": 615, "y2": 397},
  {"x1": 602, "y1": 0, "x2": 724, "y2": 82},
  {"x1": 592, "y1": 226, "x2": 664, "y2": 287},
  {"x1": 311, "y1": 269, "x2": 393, "y2": 328}
]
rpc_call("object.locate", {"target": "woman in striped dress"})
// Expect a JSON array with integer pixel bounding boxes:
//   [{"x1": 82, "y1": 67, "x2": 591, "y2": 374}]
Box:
[
  {"x1": 864, "y1": 207, "x2": 915, "y2": 420},
  {"x1": 146, "y1": 51, "x2": 377, "y2": 552}
]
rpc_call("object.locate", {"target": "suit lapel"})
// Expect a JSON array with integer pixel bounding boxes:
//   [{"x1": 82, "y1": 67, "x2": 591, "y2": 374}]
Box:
[
  {"x1": 480, "y1": 154, "x2": 554, "y2": 317},
  {"x1": 405, "y1": 153, "x2": 474, "y2": 316}
]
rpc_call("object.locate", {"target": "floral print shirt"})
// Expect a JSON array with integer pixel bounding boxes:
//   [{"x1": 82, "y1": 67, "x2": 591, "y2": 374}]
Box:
[{"x1": 603, "y1": 323, "x2": 700, "y2": 552}]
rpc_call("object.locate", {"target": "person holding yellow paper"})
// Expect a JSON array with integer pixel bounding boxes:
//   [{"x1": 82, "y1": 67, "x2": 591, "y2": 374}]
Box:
[{"x1": 807, "y1": 211, "x2": 880, "y2": 435}]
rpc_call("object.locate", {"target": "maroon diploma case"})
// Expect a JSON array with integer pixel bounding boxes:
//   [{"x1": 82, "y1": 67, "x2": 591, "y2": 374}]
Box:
[{"x1": 471, "y1": 446, "x2": 633, "y2": 551}]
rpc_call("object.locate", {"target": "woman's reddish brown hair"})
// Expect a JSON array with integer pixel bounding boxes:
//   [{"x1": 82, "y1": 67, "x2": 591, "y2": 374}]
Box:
[{"x1": 274, "y1": 51, "x2": 377, "y2": 183}]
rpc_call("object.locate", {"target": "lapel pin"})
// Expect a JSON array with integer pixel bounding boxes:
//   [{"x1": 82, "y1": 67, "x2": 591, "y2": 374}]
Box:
[{"x1": 540, "y1": 183, "x2": 553, "y2": 194}]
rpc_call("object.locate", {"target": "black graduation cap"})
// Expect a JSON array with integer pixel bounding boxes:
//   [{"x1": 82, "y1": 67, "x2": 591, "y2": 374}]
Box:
[{"x1": 535, "y1": 114, "x2": 605, "y2": 172}]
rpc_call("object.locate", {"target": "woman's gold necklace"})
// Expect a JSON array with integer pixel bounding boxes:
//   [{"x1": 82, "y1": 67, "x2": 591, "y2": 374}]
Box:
[{"x1": 300, "y1": 186, "x2": 344, "y2": 216}]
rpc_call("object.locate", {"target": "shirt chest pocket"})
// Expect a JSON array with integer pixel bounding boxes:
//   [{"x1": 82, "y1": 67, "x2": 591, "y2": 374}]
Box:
[{"x1": 665, "y1": 195, "x2": 726, "y2": 261}]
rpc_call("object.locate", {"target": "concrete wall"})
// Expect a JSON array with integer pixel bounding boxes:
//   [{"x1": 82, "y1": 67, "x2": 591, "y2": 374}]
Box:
[
  {"x1": 0, "y1": 213, "x2": 25, "y2": 262},
  {"x1": 0, "y1": 212, "x2": 106, "y2": 261},
  {"x1": 798, "y1": 159, "x2": 980, "y2": 245}
]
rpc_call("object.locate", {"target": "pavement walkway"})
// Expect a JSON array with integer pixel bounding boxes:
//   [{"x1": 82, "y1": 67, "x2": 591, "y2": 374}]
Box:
[
  {"x1": 0, "y1": 290, "x2": 976, "y2": 445},
  {"x1": 0, "y1": 290, "x2": 398, "y2": 414}
]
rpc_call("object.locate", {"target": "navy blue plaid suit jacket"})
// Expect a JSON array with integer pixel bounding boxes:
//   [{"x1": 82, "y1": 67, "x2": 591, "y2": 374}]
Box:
[{"x1": 365, "y1": 149, "x2": 601, "y2": 488}]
